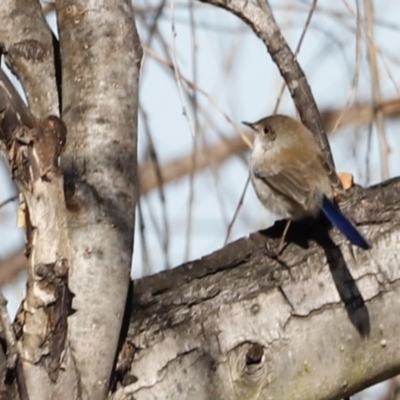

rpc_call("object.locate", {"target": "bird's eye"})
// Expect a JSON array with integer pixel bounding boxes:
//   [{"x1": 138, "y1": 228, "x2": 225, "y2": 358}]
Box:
[{"x1": 263, "y1": 127, "x2": 269, "y2": 135}]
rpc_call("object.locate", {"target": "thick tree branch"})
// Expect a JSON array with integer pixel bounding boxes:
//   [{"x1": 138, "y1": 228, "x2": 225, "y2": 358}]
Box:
[
  {"x1": 3, "y1": 94, "x2": 399, "y2": 287},
  {"x1": 0, "y1": 0, "x2": 59, "y2": 117},
  {"x1": 112, "y1": 178, "x2": 400, "y2": 400},
  {"x1": 55, "y1": 1, "x2": 142, "y2": 399},
  {"x1": 0, "y1": 63, "x2": 70, "y2": 399},
  {"x1": 2, "y1": 1, "x2": 142, "y2": 398}
]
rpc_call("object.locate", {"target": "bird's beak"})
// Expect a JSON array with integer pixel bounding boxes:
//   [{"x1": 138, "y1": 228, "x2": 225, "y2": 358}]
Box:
[{"x1": 242, "y1": 121, "x2": 256, "y2": 131}]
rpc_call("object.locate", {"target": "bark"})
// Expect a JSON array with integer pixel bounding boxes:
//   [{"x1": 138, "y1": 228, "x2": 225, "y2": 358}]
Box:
[
  {"x1": 1, "y1": 1, "x2": 142, "y2": 398},
  {"x1": 0, "y1": 67, "x2": 69, "y2": 400},
  {"x1": 0, "y1": 0, "x2": 59, "y2": 118},
  {"x1": 54, "y1": 1, "x2": 142, "y2": 399},
  {"x1": 1, "y1": 1, "x2": 398, "y2": 400},
  {"x1": 112, "y1": 179, "x2": 400, "y2": 400}
]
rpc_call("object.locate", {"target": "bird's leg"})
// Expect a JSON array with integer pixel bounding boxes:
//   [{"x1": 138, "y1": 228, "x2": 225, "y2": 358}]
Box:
[
  {"x1": 278, "y1": 219, "x2": 291, "y2": 252},
  {"x1": 264, "y1": 220, "x2": 291, "y2": 258}
]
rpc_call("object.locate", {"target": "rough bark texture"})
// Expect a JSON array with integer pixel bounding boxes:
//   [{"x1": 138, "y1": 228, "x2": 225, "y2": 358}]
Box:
[
  {"x1": 0, "y1": 0, "x2": 59, "y2": 118},
  {"x1": 1, "y1": 1, "x2": 142, "y2": 399},
  {"x1": 0, "y1": 67, "x2": 69, "y2": 400},
  {"x1": 55, "y1": 1, "x2": 142, "y2": 399},
  {"x1": 112, "y1": 179, "x2": 400, "y2": 400}
]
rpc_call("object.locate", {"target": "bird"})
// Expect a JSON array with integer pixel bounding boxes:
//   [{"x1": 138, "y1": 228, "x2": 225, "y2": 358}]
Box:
[{"x1": 243, "y1": 114, "x2": 370, "y2": 252}]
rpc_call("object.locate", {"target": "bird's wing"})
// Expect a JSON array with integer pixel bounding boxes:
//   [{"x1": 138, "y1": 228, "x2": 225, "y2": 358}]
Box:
[{"x1": 252, "y1": 163, "x2": 311, "y2": 206}]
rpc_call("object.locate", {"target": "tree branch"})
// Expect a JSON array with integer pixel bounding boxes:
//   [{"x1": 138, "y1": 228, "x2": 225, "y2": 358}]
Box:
[
  {"x1": 321, "y1": 97, "x2": 400, "y2": 132},
  {"x1": 55, "y1": 1, "x2": 142, "y2": 399},
  {"x1": 113, "y1": 178, "x2": 400, "y2": 400},
  {"x1": 198, "y1": 0, "x2": 335, "y2": 168},
  {"x1": 0, "y1": 0, "x2": 59, "y2": 117},
  {"x1": 139, "y1": 97, "x2": 400, "y2": 195},
  {"x1": 140, "y1": 133, "x2": 249, "y2": 194},
  {"x1": 0, "y1": 60, "x2": 70, "y2": 399}
]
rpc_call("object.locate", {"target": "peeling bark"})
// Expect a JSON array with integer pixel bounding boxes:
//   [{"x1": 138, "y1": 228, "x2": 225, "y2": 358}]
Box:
[
  {"x1": 0, "y1": 67, "x2": 71, "y2": 399},
  {"x1": 1, "y1": 0, "x2": 142, "y2": 397}
]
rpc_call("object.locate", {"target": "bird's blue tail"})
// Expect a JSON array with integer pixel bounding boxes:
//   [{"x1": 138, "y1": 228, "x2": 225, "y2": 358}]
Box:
[{"x1": 320, "y1": 195, "x2": 370, "y2": 249}]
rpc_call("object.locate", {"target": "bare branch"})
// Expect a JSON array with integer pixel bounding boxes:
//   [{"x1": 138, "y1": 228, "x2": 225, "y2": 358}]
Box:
[
  {"x1": 321, "y1": 97, "x2": 400, "y2": 132},
  {"x1": 139, "y1": 97, "x2": 400, "y2": 195},
  {"x1": 139, "y1": 133, "x2": 250, "y2": 194},
  {"x1": 365, "y1": 0, "x2": 390, "y2": 180},
  {"x1": 0, "y1": 0, "x2": 59, "y2": 117},
  {"x1": 115, "y1": 179, "x2": 400, "y2": 400},
  {"x1": 55, "y1": 1, "x2": 142, "y2": 398},
  {"x1": 0, "y1": 293, "x2": 29, "y2": 400},
  {"x1": 198, "y1": 0, "x2": 335, "y2": 167},
  {"x1": 0, "y1": 195, "x2": 17, "y2": 209},
  {"x1": 0, "y1": 64, "x2": 71, "y2": 399}
]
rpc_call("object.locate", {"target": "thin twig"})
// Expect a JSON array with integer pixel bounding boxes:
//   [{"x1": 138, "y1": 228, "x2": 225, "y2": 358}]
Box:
[
  {"x1": 321, "y1": 97, "x2": 400, "y2": 132},
  {"x1": 169, "y1": 0, "x2": 195, "y2": 138},
  {"x1": 137, "y1": 199, "x2": 151, "y2": 276},
  {"x1": 184, "y1": 0, "x2": 200, "y2": 262},
  {"x1": 139, "y1": 95, "x2": 400, "y2": 195},
  {"x1": 364, "y1": 0, "x2": 390, "y2": 180},
  {"x1": 330, "y1": 0, "x2": 362, "y2": 133},
  {"x1": 0, "y1": 195, "x2": 18, "y2": 209},
  {"x1": 341, "y1": 0, "x2": 400, "y2": 97},
  {"x1": 139, "y1": 132, "x2": 251, "y2": 194},
  {"x1": 273, "y1": 0, "x2": 318, "y2": 114},
  {"x1": 198, "y1": 130, "x2": 232, "y2": 229},
  {"x1": 140, "y1": 108, "x2": 170, "y2": 269},
  {"x1": 0, "y1": 292, "x2": 29, "y2": 400},
  {"x1": 224, "y1": 175, "x2": 250, "y2": 246},
  {"x1": 365, "y1": 116, "x2": 374, "y2": 185},
  {"x1": 142, "y1": 45, "x2": 252, "y2": 148}
]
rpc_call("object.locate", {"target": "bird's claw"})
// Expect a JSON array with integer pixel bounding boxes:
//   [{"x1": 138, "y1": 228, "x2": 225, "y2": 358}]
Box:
[{"x1": 264, "y1": 241, "x2": 283, "y2": 259}]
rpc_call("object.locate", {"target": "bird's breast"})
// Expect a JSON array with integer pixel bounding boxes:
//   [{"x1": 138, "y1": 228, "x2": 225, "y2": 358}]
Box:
[{"x1": 250, "y1": 170, "x2": 293, "y2": 218}]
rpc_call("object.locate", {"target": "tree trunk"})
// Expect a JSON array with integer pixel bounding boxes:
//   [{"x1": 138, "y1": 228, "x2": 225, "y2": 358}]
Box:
[{"x1": 0, "y1": 1, "x2": 142, "y2": 399}]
